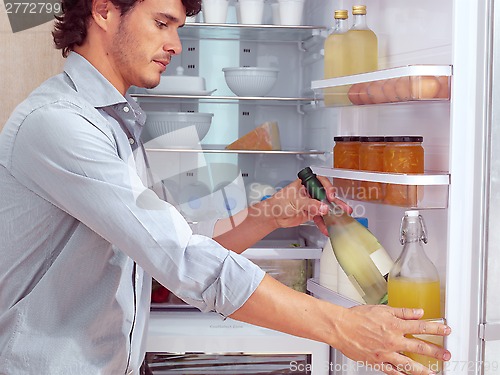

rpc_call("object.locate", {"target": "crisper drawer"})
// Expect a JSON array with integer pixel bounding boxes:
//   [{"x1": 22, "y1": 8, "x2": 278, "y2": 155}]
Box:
[
  {"x1": 147, "y1": 310, "x2": 330, "y2": 375},
  {"x1": 144, "y1": 353, "x2": 311, "y2": 374}
]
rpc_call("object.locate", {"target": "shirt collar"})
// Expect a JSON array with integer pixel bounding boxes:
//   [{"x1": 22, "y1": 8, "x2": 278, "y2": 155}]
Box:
[
  {"x1": 64, "y1": 52, "x2": 127, "y2": 108},
  {"x1": 63, "y1": 52, "x2": 146, "y2": 129}
]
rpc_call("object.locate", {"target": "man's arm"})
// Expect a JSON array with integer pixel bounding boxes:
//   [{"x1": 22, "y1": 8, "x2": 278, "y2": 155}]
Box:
[{"x1": 231, "y1": 274, "x2": 452, "y2": 375}]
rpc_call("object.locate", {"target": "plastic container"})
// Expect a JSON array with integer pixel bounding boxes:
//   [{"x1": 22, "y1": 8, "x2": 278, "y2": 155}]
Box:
[
  {"x1": 347, "y1": 75, "x2": 451, "y2": 105},
  {"x1": 359, "y1": 136, "x2": 385, "y2": 201},
  {"x1": 333, "y1": 136, "x2": 360, "y2": 199},
  {"x1": 201, "y1": 0, "x2": 229, "y2": 23},
  {"x1": 271, "y1": 2, "x2": 280, "y2": 24},
  {"x1": 277, "y1": 0, "x2": 305, "y2": 25},
  {"x1": 238, "y1": 0, "x2": 265, "y2": 24},
  {"x1": 383, "y1": 136, "x2": 424, "y2": 206},
  {"x1": 253, "y1": 259, "x2": 310, "y2": 293}
]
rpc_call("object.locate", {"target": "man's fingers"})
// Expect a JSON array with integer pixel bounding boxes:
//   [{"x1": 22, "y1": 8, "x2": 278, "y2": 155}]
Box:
[
  {"x1": 393, "y1": 307, "x2": 425, "y2": 320},
  {"x1": 402, "y1": 318, "x2": 452, "y2": 337}
]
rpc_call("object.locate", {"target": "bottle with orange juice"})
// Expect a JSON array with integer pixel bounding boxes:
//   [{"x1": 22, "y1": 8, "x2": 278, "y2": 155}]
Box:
[{"x1": 388, "y1": 210, "x2": 442, "y2": 371}]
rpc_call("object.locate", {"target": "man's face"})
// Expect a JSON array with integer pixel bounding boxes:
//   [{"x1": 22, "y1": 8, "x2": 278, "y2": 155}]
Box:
[{"x1": 108, "y1": 0, "x2": 186, "y2": 90}]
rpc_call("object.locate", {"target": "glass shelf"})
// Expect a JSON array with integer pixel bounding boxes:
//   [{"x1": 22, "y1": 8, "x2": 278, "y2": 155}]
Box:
[
  {"x1": 146, "y1": 147, "x2": 326, "y2": 155},
  {"x1": 307, "y1": 279, "x2": 361, "y2": 308},
  {"x1": 133, "y1": 93, "x2": 315, "y2": 106},
  {"x1": 312, "y1": 64, "x2": 452, "y2": 107},
  {"x1": 312, "y1": 166, "x2": 450, "y2": 209},
  {"x1": 241, "y1": 240, "x2": 322, "y2": 260},
  {"x1": 178, "y1": 23, "x2": 327, "y2": 42}
]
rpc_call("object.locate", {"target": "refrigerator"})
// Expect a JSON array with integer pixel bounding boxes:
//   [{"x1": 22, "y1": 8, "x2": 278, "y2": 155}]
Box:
[{"x1": 135, "y1": 0, "x2": 500, "y2": 373}]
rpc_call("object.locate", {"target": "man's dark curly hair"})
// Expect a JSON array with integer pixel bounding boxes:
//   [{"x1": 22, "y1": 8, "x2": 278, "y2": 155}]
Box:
[{"x1": 52, "y1": 0, "x2": 201, "y2": 57}]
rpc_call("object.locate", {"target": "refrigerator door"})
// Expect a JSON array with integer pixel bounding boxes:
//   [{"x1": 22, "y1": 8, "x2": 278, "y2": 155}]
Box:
[{"x1": 480, "y1": 1, "x2": 500, "y2": 372}]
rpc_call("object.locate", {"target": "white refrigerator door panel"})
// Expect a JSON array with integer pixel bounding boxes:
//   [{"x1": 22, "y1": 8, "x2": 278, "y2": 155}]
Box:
[
  {"x1": 446, "y1": 0, "x2": 491, "y2": 373},
  {"x1": 482, "y1": 1, "x2": 500, "y2": 373}
]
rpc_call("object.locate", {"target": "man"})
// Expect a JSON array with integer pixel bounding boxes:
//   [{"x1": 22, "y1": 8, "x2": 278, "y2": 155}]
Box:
[{"x1": 0, "y1": 0, "x2": 451, "y2": 373}]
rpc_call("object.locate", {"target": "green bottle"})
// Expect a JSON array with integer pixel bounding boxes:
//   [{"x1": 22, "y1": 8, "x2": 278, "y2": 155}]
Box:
[{"x1": 298, "y1": 167, "x2": 392, "y2": 304}]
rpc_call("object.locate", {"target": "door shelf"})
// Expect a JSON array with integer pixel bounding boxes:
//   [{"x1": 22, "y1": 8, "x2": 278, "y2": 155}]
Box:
[
  {"x1": 307, "y1": 279, "x2": 360, "y2": 308},
  {"x1": 312, "y1": 167, "x2": 450, "y2": 185},
  {"x1": 312, "y1": 64, "x2": 452, "y2": 107},
  {"x1": 178, "y1": 23, "x2": 327, "y2": 42},
  {"x1": 312, "y1": 166, "x2": 450, "y2": 209}
]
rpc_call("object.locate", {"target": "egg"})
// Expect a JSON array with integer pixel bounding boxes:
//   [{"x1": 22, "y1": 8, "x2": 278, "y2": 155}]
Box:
[
  {"x1": 348, "y1": 84, "x2": 363, "y2": 105},
  {"x1": 382, "y1": 78, "x2": 400, "y2": 102},
  {"x1": 367, "y1": 80, "x2": 387, "y2": 104},
  {"x1": 436, "y1": 76, "x2": 450, "y2": 99},
  {"x1": 357, "y1": 82, "x2": 373, "y2": 105},
  {"x1": 395, "y1": 77, "x2": 412, "y2": 102},
  {"x1": 411, "y1": 76, "x2": 441, "y2": 99}
]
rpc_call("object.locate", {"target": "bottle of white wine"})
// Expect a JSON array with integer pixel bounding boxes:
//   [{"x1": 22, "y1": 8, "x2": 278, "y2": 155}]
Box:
[{"x1": 298, "y1": 167, "x2": 393, "y2": 304}]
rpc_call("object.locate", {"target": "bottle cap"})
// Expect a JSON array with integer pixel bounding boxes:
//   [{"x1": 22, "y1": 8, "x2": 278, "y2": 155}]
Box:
[
  {"x1": 405, "y1": 210, "x2": 419, "y2": 217},
  {"x1": 334, "y1": 10, "x2": 348, "y2": 19},
  {"x1": 352, "y1": 5, "x2": 367, "y2": 15},
  {"x1": 297, "y1": 166, "x2": 314, "y2": 182}
]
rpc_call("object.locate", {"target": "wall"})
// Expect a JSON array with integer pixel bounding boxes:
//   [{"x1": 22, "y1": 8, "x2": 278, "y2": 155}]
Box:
[{"x1": 0, "y1": 9, "x2": 64, "y2": 130}]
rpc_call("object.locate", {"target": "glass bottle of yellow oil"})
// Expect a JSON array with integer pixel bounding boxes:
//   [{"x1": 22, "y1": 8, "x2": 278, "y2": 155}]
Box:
[
  {"x1": 346, "y1": 5, "x2": 378, "y2": 74},
  {"x1": 388, "y1": 210, "x2": 442, "y2": 371},
  {"x1": 323, "y1": 10, "x2": 350, "y2": 106}
]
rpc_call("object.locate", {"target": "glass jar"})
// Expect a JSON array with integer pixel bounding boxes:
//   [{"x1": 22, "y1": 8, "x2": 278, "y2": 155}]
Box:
[
  {"x1": 383, "y1": 136, "x2": 424, "y2": 206},
  {"x1": 333, "y1": 136, "x2": 360, "y2": 199},
  {"x1": 359, "y1": 136, "x2": 385, "y2": 201}
]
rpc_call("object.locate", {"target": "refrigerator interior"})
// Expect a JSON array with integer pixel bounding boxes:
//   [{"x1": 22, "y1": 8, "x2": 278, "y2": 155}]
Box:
[{"x1": 137, "y1": 0, "x2": 498, "y2": 373}]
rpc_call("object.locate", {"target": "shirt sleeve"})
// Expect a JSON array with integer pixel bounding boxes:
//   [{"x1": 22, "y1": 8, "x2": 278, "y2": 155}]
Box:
[{"x1": 10, "y1": 102, "x2": 265, "y2": 317}]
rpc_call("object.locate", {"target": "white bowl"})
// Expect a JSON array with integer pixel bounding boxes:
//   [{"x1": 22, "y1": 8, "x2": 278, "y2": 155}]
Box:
[
  {"x1": 222, "y1": 67, "x2": 279, "y2": 97},
  {"x1": 145, "y1": 112, "x2": 214, "y2": 146}
]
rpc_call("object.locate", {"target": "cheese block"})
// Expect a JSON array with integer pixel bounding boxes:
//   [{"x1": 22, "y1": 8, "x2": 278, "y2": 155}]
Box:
[{"x1": 226, "y1": 121, "x2": 281, "y2": 151}]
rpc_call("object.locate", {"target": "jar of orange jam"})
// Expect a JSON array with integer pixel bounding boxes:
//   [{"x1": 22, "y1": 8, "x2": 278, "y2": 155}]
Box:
[
  {"x1": 333, "y1": 136, "x2": 360, "y2": 199},
  {"x1": 359, "y1": 136, "x2": 385, "y2": 201},
  {"x1": 383, "y1": 136, "x2": 424, "y2": 206}
]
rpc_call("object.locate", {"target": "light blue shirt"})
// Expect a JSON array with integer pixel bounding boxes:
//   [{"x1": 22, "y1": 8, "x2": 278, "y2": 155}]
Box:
[{"x1": 0, "y1": 52, "x2": 265, "y2": 374}]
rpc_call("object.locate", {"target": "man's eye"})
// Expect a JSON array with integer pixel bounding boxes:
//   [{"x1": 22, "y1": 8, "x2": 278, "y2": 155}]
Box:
[{"x1": 155, "y1": 20, "x2": 167, "y2": 28}]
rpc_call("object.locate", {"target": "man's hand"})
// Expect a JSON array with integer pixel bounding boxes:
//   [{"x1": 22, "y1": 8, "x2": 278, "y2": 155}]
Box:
[
  {"x1": 263, "y1": 177, "x2": 351, "y2": 236},
  {"x1": 333, "y1": 305, "x2": 451, "y2": 375}
]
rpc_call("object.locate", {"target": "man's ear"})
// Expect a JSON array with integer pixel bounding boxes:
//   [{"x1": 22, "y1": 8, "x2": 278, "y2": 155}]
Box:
[{"x1": 92, "y1": 0, "x2": 113, "y2": 28}]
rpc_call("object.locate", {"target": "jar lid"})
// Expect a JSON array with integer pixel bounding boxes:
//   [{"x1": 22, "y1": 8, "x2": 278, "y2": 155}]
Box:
[
  {"x1": 359, "y1": 136, "x2": 385, "y2": 142},
  {"x1": 334, "y1": 136, "x2": 360, "y2": 142},
  {"x1": 385, "y1": 136, "x2": 424, "y2": 143}
]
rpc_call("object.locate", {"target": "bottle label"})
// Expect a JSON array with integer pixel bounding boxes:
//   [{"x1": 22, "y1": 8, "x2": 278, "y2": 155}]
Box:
[{"x1": 370, "y1": 248, "x2": 394, "y2": 277}]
